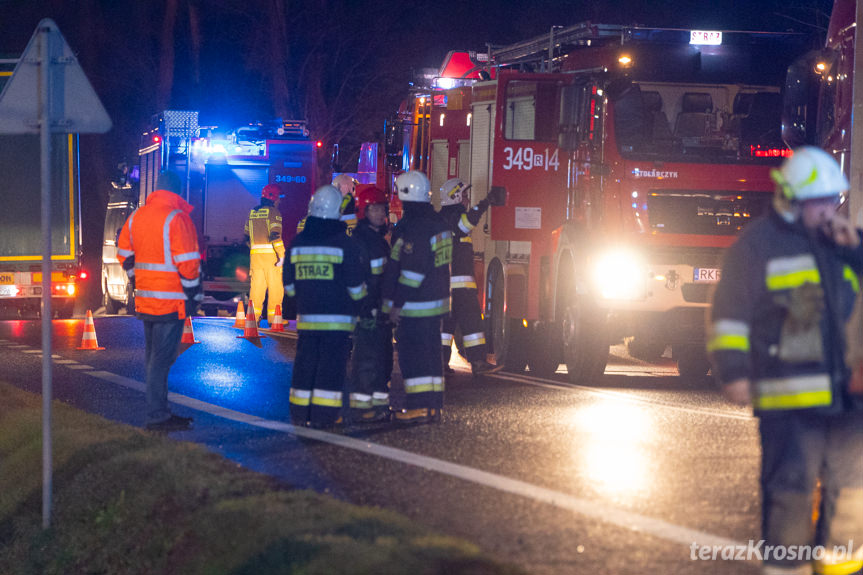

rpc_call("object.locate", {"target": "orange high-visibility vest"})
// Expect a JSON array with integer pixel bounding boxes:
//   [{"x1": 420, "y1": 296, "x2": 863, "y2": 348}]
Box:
[{"x1": 117, "y1": 190, "x2": 201, "y2": 319}]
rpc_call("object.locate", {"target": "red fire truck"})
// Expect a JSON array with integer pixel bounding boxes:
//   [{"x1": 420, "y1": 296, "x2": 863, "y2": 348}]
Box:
[
  {"x1": 416, "y1": 25, "x2": 811, "y2": 381},
  {"x1": 102, "y1": 111, "x2": 316, "y2": 315}
]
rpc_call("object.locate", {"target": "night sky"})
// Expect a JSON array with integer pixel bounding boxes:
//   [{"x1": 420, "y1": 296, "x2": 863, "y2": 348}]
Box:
[{"x1": 0, "y1": 0, "x2": 835, "y2": 308}]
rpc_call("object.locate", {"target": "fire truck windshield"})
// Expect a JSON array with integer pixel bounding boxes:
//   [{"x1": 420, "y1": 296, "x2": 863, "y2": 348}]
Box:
[{"x1": 613, "y1": 81, "x2": 785, "y2": 163}]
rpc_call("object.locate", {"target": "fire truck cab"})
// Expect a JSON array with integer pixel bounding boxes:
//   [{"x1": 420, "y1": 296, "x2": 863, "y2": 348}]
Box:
[{"x1": 422, "y1": 25, "x2": 810, "y2": 382}]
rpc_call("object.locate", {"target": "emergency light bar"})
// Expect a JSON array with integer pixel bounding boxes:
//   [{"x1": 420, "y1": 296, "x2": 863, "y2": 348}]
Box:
[{"x1": 690, "y1": 30, "x2": 722, "y2": 45}]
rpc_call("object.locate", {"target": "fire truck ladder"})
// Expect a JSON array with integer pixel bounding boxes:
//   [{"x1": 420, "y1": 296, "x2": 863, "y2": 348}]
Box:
[{"x1": 490, "y1": 22, "x2": 628, "y2": 71}]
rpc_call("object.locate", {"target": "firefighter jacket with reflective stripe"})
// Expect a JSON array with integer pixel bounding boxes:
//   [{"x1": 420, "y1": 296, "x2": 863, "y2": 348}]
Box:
[
  {"x1": 296, "y1": 193, "x2": 357, "y2": 236},
  {"x1": 117, "y1": 190, "x2": 201, "y2": 320},
  {"x1": 382, "y1": 202, "x2": 451, "y2": 318},
  {"x1": 709, "y1": 209, "x2": 863, "y2": 414},
  {"x1": 439, "y1": 199, "x2": 489, "y2": 283},
  {"x1": 351, "y1": 218, "x2": 390, "y2": 318},
  {"x1": 283, "y1": 217, "x2": 367, "y2": 332},
  {"x1": 244, "y1": 201, "x2": 284, "y2": 263}
]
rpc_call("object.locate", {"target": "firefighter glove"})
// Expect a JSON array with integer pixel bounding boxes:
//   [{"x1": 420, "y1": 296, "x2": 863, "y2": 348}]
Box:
[
  {"x1": 275, "y1": 257, "x2": 284, "y2": 267},
  {"x1": 487, "y1": 186, "x2": 507, "y2": 206}
]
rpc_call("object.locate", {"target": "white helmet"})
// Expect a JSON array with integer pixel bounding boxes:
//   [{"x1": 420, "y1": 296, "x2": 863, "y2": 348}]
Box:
[
  {"x1": 395, "y1": 171, "x2": 431, "y2": 203},
  {"x1": 440, "y1": 178, "x2": 469, "y2": 206},
  {"x1": 308, "y1": 185, "x2": 342, "y2": 220},
  {"x1": 332, "y1": 173, "x2": 357, "y2": 196},
  {"x1": 773, "y1": 146, "x2": 848, "y2": 202}
]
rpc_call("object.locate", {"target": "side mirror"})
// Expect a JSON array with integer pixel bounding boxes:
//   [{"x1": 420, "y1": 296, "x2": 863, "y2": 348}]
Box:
[
  {"x1": 330, "y1": 144, "x2": 342, "y2": 173},
  {"x1": 782, "y1": 48, "x2": 835, "y2": 148},
  {"x1": 559, "y1": 84, "x2": 581, "y2": 151}
]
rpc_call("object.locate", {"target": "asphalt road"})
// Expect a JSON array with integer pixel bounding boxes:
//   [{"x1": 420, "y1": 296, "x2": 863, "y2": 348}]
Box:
[{"x1": 0, "y1": 314, "x2": 764, "y2": 574}]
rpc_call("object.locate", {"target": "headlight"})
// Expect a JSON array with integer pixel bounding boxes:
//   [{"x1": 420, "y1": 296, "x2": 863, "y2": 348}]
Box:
[{"x1": 592, "y1": 249, "x2": 647, "y2": 300}]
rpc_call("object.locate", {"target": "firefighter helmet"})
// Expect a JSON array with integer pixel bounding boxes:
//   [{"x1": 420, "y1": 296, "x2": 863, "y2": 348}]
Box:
[
  {"x1": 773, "y1": 146, "x2": 848, "y2": 202},
  {"x1": 308, "y1": 185, "x2": 342, "y2": 220},
  {"x1": 440, "y1": 178, "x2": 470, "y2": 206},
  {"x1": 396, "y1": 171, "x2": 431, "y2": 203},
  {"x1": 332, "y1": 173, "x2": 358, "y2": 196},
  {"x1": 355, "y1": 186, "x2": 388, "y2": 220},
  {"x1": 262, "y1": 183, "x2": 281, "y2": 202}
]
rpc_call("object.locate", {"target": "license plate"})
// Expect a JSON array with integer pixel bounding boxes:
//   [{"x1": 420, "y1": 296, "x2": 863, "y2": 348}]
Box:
[
  {"x1": 694, "y1": 268, "x2": 721, "y2": 283},
  {"x1": 0, "y1": 273, "x2": 13, "y2": 285},
  {"x1": 0, "y1": 285, "x2": 17, "y2": 296}
]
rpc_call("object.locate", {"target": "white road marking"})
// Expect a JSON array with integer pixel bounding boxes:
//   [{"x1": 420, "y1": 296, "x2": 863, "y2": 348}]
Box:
[
  {"x1": 65, "y1": 364, "x2": 94, "y2": 370},
  {"x1": 53, "y1": 359, "x2": 78, "y2": 365},
  {"x1": 489, "y1": 372, "x2": 755, "y2": 421},
  {"x1": 82, "y1": 367, "x2": 749, "y2": 554},
  {"x1": 21, "y1": 349, "x2": 42, "y2": 354}
]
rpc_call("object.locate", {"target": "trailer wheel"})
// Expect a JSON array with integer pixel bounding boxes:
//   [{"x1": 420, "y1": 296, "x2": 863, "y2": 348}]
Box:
[
  {"x1": 527, "y1": 320, "x2": 562, "y2": 376},
  {"x1": 486, "y1": 262, "x2": 527, "y2": 373}
]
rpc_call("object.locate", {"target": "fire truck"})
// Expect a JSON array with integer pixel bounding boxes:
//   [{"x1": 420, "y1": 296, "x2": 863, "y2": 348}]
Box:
[
  {"x1": 410, "y1": 25, "x2": 812, "y2": 381},
  {"x1": 101, "y1": 111, "x2": 316, "y2": 315}
]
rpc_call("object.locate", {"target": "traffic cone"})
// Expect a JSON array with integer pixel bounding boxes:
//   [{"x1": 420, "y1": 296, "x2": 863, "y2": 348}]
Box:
[
  {"x1": 237, "y1": 301, "x2": 266, "y2": 340},
  {"x1": 232, "y1": 301, "x2": 246, "y2": 328},
  {"x1": 180, "y1": 316, "x2": 200, "y2": 344},
  {"x1": 268, "y1": 304, "x2": 285, "y2": 332},
  {"x1": 77, "y1": 310, "x2": 105, "y2": 350}
]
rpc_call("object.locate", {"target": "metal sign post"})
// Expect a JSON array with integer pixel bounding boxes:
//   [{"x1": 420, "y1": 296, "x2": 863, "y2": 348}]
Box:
[{"x1": 0, "y1": 19, "x2": 111, "y2": 529}]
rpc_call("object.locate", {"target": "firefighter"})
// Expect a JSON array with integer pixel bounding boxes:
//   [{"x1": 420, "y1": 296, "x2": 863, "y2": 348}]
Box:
[
  {"x1": 708, "y1": 147, "x2": 863, "y2": 575},
  {"x1": 347, "y1": 185, "x2": 392, "y2": 422},
  {"x1": 244, "y1": 183, "x2": 285, "y2": 322},
  {"x1": 296, "y1": 174, "x2": 358, "y2": 235},
  {"x1": 333, "y1": 173, "x2": 359, "y2": 234},
  {"x1": 438, "y1": 178, "x2": 506, "y2": 376},
  {"x1": 382, "y1": 171, "x2": 451, "y2": 424},
  {"x1": 117, "y1": 170, "x2": 202, "y2": 431},
  {"x1": 284, "y1": 185, "x2": 367, "y2": 428}
]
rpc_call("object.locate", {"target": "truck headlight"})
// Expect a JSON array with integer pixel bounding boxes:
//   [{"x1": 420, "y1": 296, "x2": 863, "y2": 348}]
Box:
[{"x1": 592, "y1": 249, "x2": 647, "y2": 300}]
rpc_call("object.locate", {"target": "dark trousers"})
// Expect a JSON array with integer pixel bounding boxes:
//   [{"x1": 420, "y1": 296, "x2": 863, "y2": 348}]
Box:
[
  {"x1": 760, "y1": 410, "x2": 863, "y2": 570},
  {"x1": 348, "y1": 319, "x2": 393, "y2": 416},
  {"x1": 290, "y1": 331, "x2": 351, "y2": 426},
  {"x1": 143, "y1": 319, "x2": 184, "y2": 424},
  {"x1": 442, "y1": 287, "x2": 487, "y2": 364},
  {"x1": 397, "y1": 316, "x2": 444, "y2": 410}
]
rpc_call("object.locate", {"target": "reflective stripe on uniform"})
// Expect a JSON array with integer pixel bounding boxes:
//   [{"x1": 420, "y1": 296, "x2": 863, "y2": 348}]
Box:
[
  {"x1": 349, "y1": 393, "x2": 373, "y2": 409},
  {"x1": 174, "y1": 251, "x2": 200, "y2": 263},
  {"x1": 707, "y1": 319, "x2": 751, "y2": 353},
  {"x1": 458, "y1": 213, "x2": 475, "y2": 234},
  {"x1": 372, "y1": 392, "x2": 389, "y2": 406},
  {"x1": 754, "y1": 373, "x2": 832, "y2": 410},
  {"x1": 180, "y1": 276, "x2": 200, "y2": 288},
  {"x1": 311, "y1": 388, "x2": 343, "y2": 407},
  {"x1": 250, "y1": 243, "x2": 275, "y2": 254},
  {"x1": 844, "y1": 265, "x2": 860, "y2": 293},
  {"x1": 765, "y1": 254, "x2": 820, "y2": 291},
  {"x1": 370, "y1": 257, "x2": 386, "y2": 275},
  {"x1": 460, "y1": 236, "x2": 472, "y2": 244},
  {"x1": 429, "y1": 230, "x2": 453, "y2": 249},
  {"x1": 290, "y1": 246, "x2": 344, "y2": 263},
  {"x1": 289, "y1": 388, "x2": 311, "y2": 406},
  {"x1": 404, "y1": 376, "x2": 445, "y2": 394},
  {"x1": 463, "y1": 331, "x2": 486, "y2": 347},
  {"x1": 401, "y1": 298, "x2": 450, "y2": 317},
  {"x1": 285, "y1": 283, "x2": 296, "y2": 297},
  {"x1": 390, "y1": 238, "x2": 403, "y2": 261},
  {"x1": 118, "y1": 248, "x2": 134, "y2": 257},
  {"x1": 451, "y1": 275, "x2": 477, "y2": 289},
  {"x1": 399, "y1": 269, "x2": 425, "y2": 287},
  {"x1": 136, "y1": 289, "x2": 186, "y2": 299},
  {"x1": 296, "y1": 314, "x2": 356, "y2": 331},
  {"x1": 347, "y1": 283, "x2": 368, "y2": 300},
  {"x1": 441, "y1": 332, "x2": 454, "y2": 346},
  {"x1": 382, "y1": 299, "x2": 394, "y2": 313}
]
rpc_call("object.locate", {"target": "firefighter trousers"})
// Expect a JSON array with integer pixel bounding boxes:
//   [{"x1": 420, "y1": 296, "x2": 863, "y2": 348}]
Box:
[
  {"x1": 348, "y1": 318, "x2": 393, "y2": 418},
  {"x1": 397, "y1": 316, "x2": 444, "y2": 410},
  {"x1": 759, "y1": 410, "x2": 863, "y2": 573},
  {"x1": 442, "y1": 287, "x2": 487, "y2": 365},
  {"x1": 289, "y1": 330, "x2": 351, "y2": 426},
  {"x1": 249, "y1": 259, "x2": 284, "y2": 321}
]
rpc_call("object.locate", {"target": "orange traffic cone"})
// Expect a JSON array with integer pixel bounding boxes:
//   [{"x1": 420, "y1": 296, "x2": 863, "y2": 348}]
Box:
[
  {"x1": 180, "y1": 316, "x2": 200, "y2": 344},
  {"x1": 237, "y1": 301, "x2": 266, "y2": 340},
  {"x1": 268, "y1": 304, "x2": 285, "y2": 332},
  {"x1": 77, "y1": 310, "x2": 105, "y2": 350},
  {"x1": 232, "y1": 301, "x2": 246, "y2": 328}
]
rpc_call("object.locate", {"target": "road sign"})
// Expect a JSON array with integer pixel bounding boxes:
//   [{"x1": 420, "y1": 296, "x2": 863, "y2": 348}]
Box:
[{"x1": 0, "y1": 18, "x2": 111, "y2": 135}]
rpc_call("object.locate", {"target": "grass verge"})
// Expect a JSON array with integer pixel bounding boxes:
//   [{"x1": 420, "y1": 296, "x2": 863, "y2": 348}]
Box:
[{"x1": 0, "y1": 383, "x2": 521, "y2": 575}]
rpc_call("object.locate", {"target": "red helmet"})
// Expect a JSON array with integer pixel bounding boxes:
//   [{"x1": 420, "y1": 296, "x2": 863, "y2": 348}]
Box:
[
  {"x1": 355, "y1": 185, "x2": 388, "y2": 220},
  {"x1": 262, "y1": 183, "x2": 281, "y2": 202}
]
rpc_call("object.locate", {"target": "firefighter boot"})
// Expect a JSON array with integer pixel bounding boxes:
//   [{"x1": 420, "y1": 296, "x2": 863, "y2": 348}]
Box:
[{"x1": 471, "y1": 360, "x2": 503, "y2": 377}]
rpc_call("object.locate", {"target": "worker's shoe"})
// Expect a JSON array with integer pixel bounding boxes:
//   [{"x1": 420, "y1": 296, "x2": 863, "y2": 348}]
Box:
[
  {"x1": 393, "y1": 408, "x2": 432, "y2": 425},
  {"x1": 308, "y1": 417, "x2": 343, "y2": 430},
  {"x1": 471, "y1": 360, "x2": 504, "y2": 376},
  {"x1": 146, "y1": 414, "x2": 193, "y2": 432}
]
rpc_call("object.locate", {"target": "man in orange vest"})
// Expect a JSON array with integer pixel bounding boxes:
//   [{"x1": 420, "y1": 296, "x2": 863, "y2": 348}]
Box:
[{"x1": 118, "y1": 170, "x2": 202, "y2": 432}]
